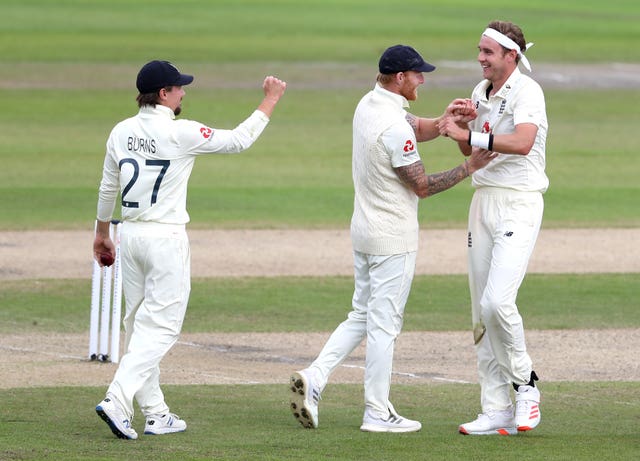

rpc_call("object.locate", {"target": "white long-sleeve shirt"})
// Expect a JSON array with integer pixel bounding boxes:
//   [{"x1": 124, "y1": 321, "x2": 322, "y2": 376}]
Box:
[{"x1": 97, "y1": 105, "x2": 269, "y2": 224}]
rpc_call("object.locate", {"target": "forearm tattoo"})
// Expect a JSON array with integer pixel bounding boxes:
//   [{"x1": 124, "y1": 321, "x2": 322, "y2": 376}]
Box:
[
  {"x1": 396, "y1": 161, "x2": 468, "y2": 198},
  {"x1": 424, "y1": 164, "x2": 468, "y2": 196}
]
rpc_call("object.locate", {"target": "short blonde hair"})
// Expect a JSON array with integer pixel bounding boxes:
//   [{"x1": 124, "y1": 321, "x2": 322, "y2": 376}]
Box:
[{"x1": 376, "y1": 73, "x2": 396, "y2": 85}]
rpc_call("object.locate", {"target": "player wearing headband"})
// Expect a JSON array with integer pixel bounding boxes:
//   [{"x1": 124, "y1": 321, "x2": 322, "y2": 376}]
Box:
[{"x1": 439, "y1": 20, "x2": 548, "y2": 435}]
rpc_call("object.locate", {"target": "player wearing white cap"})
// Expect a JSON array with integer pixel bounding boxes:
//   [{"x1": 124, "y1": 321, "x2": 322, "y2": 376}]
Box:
[
  {"x1": 290, "y1": 45, "x2": 496, "y2": 433},
  {"x1": 93, "y1": 60, "x2": 286, "y2": 439},
  {"x1": 439, "y1": 20, "x2": 548, "y2": 435}
]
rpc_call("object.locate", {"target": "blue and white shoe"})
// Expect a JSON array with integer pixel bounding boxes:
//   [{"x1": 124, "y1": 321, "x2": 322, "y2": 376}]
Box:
[
  {"x1": 96, "y1": 395, "x2": 138, "y2": 440},
  {"x1": 144, "y1": 413, "x2": 187, "y2": 435}
]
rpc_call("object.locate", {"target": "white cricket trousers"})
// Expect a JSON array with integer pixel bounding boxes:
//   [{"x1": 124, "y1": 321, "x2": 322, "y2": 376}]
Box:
[
  {"x1": 467, "y1": 187, "x2": 543, "y2": 412},
  {"x1": 309, "y1": 250, "x2": 416, "y2": 418},
  {"x1": 107, "y1": 221, "x2": 191, "y2": 419}
]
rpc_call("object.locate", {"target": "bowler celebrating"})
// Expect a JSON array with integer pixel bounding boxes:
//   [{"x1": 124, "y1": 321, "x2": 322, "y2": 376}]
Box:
[{"x1": 439, "y1": 20, "x2": 547, "y2": 435}]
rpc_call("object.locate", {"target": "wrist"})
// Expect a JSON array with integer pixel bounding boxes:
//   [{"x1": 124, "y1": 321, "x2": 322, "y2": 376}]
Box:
[
  {"x1": 262, "y1": 95, "x2": 280, "y2": 106},
  {"x1": 467, "y1": 131, "x2": 494, "y2": 150}
]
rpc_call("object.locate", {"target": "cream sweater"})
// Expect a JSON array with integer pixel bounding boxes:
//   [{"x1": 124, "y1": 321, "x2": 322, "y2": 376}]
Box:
[{"x1": 350, "y1": 85, "x2": 420, "y2": 255}]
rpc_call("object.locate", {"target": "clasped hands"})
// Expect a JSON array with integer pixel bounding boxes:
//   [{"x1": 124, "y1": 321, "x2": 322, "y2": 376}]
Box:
[
  {"x1": 438, "y1": 98, "x2": 498, "y2": 172},
  {"x1": 438, "y1": 98, "x2": 476, "y2": 142}
]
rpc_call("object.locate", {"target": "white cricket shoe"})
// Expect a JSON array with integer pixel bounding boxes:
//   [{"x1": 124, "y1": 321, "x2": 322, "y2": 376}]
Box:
[
  {"x1": 96, "y1": 394, "x2": 138, "y2": 440},
  {"x1": 515, "y1": 384, "x2": 541, "y2": 431},
  {"x1": 144, "y1": 413, "x2": 187, "y2": 435},
  {"x1": 459, "y1": 408, "x2": 517, "y2": 436},
  {"x1": 360, "y1": 407, "x2": 422, "y2": 433},
  {"x1": 290, "y1": 370, "x2": 321, "y2": 428}
]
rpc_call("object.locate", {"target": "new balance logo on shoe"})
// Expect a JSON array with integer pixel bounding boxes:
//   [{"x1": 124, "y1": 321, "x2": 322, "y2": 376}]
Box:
[
  {"x1": 144, "y1": 413, "x2": 187, "y2": 435},
  {"x1": 96, "y1": 396, "x2": 138, "y2": 440}
]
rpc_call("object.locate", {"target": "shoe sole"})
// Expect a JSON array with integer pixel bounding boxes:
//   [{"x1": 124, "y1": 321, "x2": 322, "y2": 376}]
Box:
[
  {"x1": 517, "y1": 419, "x2": 540, "y2": 432},
  {"x1": 459, "y1": 426, "x2": 517, "y2": 436},
  {"x1": 289, "y1": 372, "x2": 317, "y2": 429},
  {"x1": 96, "y1": 405, "x2": 137, "y2": 440},
  {"x1": 144, "y1": 428, "x2": 186, "y2": 435},
  {"x1": 360, "y1": 423, "x2": 421, "y2": 433}
]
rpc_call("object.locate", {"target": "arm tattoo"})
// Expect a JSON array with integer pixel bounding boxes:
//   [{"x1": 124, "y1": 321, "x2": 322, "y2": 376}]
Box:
[
  {"x1": 405, "y1": 113, "x2": 418, "y2": 134},
  {"x1": 424, "y1": 164, "x2": 469, "y2": 197},
  {"x1": 395, "y1": 161, "x2": 469, "y2": 198},
  {"x1": 395, "y1": 160, "x2": 426, "y2": 192}
]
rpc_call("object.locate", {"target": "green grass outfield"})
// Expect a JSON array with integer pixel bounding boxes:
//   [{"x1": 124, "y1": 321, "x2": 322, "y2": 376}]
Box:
[
  {"x1": 2, "y1": 87, "x2": 638, "y2": 229},
  {"x1": 1, "y1": 274, "x2": 639, "y2": 459},
  {"x1": 1, "y1": 0, "x2": 639, "y2": 230},
  {"x1": 1, "y1": 1, "x2": 639, "y2": 460},
  {"x1": 2, "y1": 383, "x2": 639, "y2": 461},
  {"x1": 1, "y1": 274, "x2": 639, "y2": 334}
]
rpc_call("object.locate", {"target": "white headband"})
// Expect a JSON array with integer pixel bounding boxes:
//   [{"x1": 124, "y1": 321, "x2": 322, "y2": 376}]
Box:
[{"x1": 482, "y1": 27, "x2": 534, "y2": 72}]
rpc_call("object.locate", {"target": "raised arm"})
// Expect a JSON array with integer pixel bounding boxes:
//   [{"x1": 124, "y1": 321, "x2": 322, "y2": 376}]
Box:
[{"x1": 257, "y1": 76, "x2": 287, "y2": 118}]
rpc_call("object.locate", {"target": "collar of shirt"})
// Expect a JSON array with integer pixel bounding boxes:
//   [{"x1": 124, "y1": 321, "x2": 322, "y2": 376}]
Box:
[
  {"x1": 139, "y1": 104, "x2": 176, "y2": 120},
  {"x1": 373, "y1": 83, "x2": 410, "y2": 109},
  {"x1": 480, "y1": 67, "x2": 523, "y2": 101}
]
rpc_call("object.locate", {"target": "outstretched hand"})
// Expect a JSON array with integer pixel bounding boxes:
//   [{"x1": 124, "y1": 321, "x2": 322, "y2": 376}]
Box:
[
  {"x1": 438, "y1": 116, "x2": 470, "y2": 142},
  {"x1": 466, "y1": 147, "x2": 498, "y2": 174},
  {"x1": 439, "y1": 98, "x2": 476, "y2": 141},
  {"x1": 445, "y1": 98, "x2": 477, "y2": 123}
]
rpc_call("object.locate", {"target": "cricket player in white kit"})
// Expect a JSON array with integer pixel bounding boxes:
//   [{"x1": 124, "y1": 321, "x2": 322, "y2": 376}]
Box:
[
  {"x1": 290, "y1": 45, "x2": 496, "y2": 433},
  {"x1": 93, "y1": 60, "x2": 286, "y2": 440},
  {"x1": 439, "y1": 20, "x2": 548, "y2": 435}
]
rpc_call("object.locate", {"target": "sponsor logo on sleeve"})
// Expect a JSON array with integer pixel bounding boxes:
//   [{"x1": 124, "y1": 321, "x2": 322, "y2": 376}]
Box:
[
  {"x1": 403, "y1": 139, "x2": 416, "y2": 156},
  {"x1": 200, "y1": 126, "x2": 213, "y2": 139}
]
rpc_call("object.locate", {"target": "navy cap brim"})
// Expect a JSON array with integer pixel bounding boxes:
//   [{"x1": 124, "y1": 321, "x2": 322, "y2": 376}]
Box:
[
  {"x1": 177, "y1": 74, "x2": 194, "y2": 86},
  {"x1": 414, "y1": 62, "x2": 436, "y2": 73}
]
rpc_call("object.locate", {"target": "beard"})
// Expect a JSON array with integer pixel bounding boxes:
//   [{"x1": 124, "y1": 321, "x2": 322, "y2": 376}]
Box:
[{"x1": 400, "y1": 86, "x2": 418, "y2": 101}]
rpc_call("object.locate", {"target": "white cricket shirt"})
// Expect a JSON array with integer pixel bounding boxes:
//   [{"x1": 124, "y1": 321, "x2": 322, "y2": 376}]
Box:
[
  {"x1": 469, "y1": 68, "x2": 549, "y2": 193},
  {"x1": 97, "y1": 105, "x2": 269, "y2": 224}
]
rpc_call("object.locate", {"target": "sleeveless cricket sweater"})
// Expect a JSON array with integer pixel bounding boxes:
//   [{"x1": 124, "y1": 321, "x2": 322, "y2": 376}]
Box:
[{"x1": 350, "y1": 85, "x2": 420, "y2": 255}]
